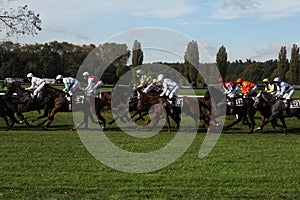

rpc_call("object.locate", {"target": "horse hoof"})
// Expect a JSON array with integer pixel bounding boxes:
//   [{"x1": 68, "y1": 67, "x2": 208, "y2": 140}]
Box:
[{"x1": 254, "y1": 127, "x2": 262, "y2": 132}]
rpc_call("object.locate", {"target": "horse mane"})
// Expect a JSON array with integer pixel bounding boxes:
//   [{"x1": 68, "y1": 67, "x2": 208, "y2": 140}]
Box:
[{"x1": 44, "y1": 84, "x2": 65, "y2": 93}]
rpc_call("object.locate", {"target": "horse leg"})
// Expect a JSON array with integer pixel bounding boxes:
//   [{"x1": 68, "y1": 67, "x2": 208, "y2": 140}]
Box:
[
  {"x1": 2, "y1": 115, "x2": 14, "y2": 130},
  {"x1": 72, "y1": 111, "x2": 89, "y2": 131},
  {"x1": 96, "y1": 112, "x2": 106, "y2": 131},
  {"x1": 254, "y1": 114, "x2": 276, "y2": 132},
  {"x1": 169, "y1": 112, "x2": 181, "y2": 129},
  {"x1": 31, "y1": 107, "x2": 50, "y2": 123},
  {"x1": 224, "y1": 114, "x2": 243, "y2": 130},
  {"x1": 42, "y1": 102, "x2": 64, "y2": 128},
  {"x1": 134, "y1": 111, "x2": 148, "y2": 122},
  {"x1": 247, "y1": 110, "x2": 256, "y2": 134},
  {"x1": 15, "y1": 111, "x2": 33, "y2": 128},
  {"x1": 278, "y1": 116, "x2": 288, "y2": 135},
  {"x1": 165, "y1": 115, "x2": 171, "y2": 134}
]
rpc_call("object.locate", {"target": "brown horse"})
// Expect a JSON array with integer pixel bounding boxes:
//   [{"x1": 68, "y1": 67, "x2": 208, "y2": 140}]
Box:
[
  {"x1": 35, "y1": 84, "x2": 70, "y2": 128},
  {"x1": 137, "y1": 92, "x2": 210, "y2": 133},
  {"x1": 137, "y1": 92, "x2": 180, "y2": 133}
]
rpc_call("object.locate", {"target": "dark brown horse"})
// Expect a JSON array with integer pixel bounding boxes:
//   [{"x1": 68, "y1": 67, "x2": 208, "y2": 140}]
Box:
[
  {"x1": 254, "y1": 91, "x2": 300, "y2": 134},
  {"x1": 0, "y1": 95, "x2": 19, "y2": 129},
  {"x1": 204, "y1": 86, "x2": 257, "y2": 133},
  {"x1": 1, "y1": 81, "x2": 44, "y2": 128},
  {"x1": 73, "y1": 94, "x2": 109, "y2": 130}
]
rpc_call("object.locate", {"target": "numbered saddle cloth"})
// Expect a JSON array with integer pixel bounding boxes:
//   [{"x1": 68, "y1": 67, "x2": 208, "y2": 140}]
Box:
[
  {"x1": 290, "y1": 100, "x2": 300, "y2": 108},
  {"x1": 235, "y1": 97, "x2": 244, "y2": 107},
  {"x1": 73, "y1": 95, "x2": 85, "y2": 104}
]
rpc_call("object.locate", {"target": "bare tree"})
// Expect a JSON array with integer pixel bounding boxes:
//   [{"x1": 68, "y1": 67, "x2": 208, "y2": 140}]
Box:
[{"x1": 0, "y1": 4, "x2": 42, "y2": 37}]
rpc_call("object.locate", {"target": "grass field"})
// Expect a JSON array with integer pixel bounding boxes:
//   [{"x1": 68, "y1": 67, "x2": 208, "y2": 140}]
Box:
[{"x1": 0, "y1": 110, "x2": 299, "y2": 199}]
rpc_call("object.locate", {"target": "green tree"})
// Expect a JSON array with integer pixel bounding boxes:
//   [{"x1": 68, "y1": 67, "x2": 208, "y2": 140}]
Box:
[
  {"x1": 0, "y1": 5, "x2": 42, "y2": 37},
  {"x1": 277, "y1": 46, "x2": 289, "y2": 80},
  {"x1": 184, "y1": 40, "x2": 200, "y2": 87},
  {"x1": 132, "y1": 40, "x2": 143, "y2": 68},
  {"x1": 286, "y1": 44, "x2": 299, "y2": 84},
  {"x1": 216, "y1": 45, "x2": 228, "y2": 78}
]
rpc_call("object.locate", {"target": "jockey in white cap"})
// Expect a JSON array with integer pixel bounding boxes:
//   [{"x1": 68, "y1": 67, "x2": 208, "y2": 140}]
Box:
[
  {"x1": 56, "y1": 75, "x2": 80, "y2": 97},
  {"x1": 157, "y1": 74, "x2": 180, "y2": 101},
  {"x1": 25, "y1": 72, "x2": 46, "y2": 99}
]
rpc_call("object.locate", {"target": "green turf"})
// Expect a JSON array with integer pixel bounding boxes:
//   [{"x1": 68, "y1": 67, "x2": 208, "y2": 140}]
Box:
[{"x1": 0, "y1": 111, "x2": 299, "y2": 199}]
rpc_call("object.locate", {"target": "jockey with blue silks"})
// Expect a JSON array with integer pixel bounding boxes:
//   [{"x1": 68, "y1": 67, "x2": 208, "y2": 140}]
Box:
[
  {"x1": 135, "y1": 69, "x2": 151, "y2": 89},
  {"x1": 262, "y1": 78, "x2": 277, "y2": 97},
  {"x1": 273, "y1": 77, "x2": 294, "y2": 113},
  {"x1": 273, "y1": 77, "x2": 294, "y2": 100}
]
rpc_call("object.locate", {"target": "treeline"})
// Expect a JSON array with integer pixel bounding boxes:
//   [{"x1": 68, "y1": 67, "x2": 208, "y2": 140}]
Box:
[{"x1": 0, "y1": 41, "x2": 299, "y2": 86}]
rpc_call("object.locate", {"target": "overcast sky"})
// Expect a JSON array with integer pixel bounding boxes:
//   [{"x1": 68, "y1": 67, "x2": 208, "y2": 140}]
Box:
[{"x1": 1, "y1": 0, "x2": 300, "y2": 63}]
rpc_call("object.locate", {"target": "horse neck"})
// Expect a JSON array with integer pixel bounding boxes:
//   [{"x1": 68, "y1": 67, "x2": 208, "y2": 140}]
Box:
[
  {"x1": 144, "y1": 93, "x2": 161, "y2": 104},
  {"x1": 45, "y1": 87, "x2": 64, "y2": 98},
  {"x1": 6, "y1": 84, "x2": 26, "y2": 96},
  {"x1": 262, "y1": 92, "x2": 276, "y2": 105}
]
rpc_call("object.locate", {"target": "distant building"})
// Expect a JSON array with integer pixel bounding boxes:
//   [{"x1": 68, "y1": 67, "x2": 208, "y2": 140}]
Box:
[
  {"x1": 44, "y1": 78, "x2": 56, "y2": 84},
  {"x1": 4, "y1": 78, "x2": 23, "y2": 83}
]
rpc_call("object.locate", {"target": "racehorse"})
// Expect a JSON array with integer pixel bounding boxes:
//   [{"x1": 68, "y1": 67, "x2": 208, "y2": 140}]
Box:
[
  {"x1": 136, "y1": 92, "x2": 180, "y2": 133},
  {"x1": 0, "y1": 96, "x2": 19, "y2": 129},
  {"x1": 137, "y1": 92, "x2": 210, "y2": 133},
  {"x1": 1, "y1": 81, "x2": 44, "y2": 128},
  {"x1": 33, "y1": 84, "x2": 70, "y2": 128},
  {"x1": 253, "y1": 91, "x2": 300, "y2": 134},
  {"x1": 4, "y1": 81, "x2": 46, "y2": 112},
  {"x1": 205, "y1": 86, "x2": 257, "y2": 133},
  {"x1": 35, "y1": 84, "x2": 108, "y2": 129}
]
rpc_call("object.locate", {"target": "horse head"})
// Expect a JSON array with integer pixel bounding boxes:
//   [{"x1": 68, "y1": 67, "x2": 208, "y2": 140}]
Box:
[{"x1": 253, "y1": 91, "x2": 263, "y2": 108}]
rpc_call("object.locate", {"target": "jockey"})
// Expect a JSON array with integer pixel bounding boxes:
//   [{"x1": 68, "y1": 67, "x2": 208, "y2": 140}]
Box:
[
  {"x1": 218, "y1": 77, "x2": 239, "y2": 98},
  {"x1": 157, "y1": 74, "x2": 180, "y2": 102},
  {"x1": 82, "y1": 71, "x2": 104, "y2": 95},
  {"x1": 273, "y1": 77, "x2": 294, "y2": 113},
  {"x1": 25, "y1": 72, "x2": 46, "y2": 100},
  {"x1": 262, "y1": 78, "x2": 277, "y2": 96},
  {"x1": 236, "y1": 77, "x2": 258, "y2": 97},
  {"x1": 143, "y1": 78, "x2": 161, "y2": 93},
  {"x1": 55, "y1": 75, "x2": 80, "y2": 97},
  {"x1": 135, "y1": 69, "x2": 151, "y2": 89}
]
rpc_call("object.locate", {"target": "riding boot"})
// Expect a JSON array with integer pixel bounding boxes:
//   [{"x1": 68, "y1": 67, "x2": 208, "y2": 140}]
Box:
[{"x1": 229, "y1": 99, "x2": 235, "y2": 113}]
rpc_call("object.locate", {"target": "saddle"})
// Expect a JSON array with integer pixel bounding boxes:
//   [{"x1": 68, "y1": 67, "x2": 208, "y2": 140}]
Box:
[{"x1": 167, "y1": 96, "x2": 183, "y2": 108}]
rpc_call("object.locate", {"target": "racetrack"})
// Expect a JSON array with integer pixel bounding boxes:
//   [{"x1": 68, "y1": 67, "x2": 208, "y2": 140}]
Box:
[{"x1": 0, "y1": 111, "x2": 299, "y2": 199}]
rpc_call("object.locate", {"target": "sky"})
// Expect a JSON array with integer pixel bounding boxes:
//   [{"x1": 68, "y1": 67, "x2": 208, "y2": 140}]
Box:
[{"x1": 1, "y1": 0, "x2": 300, "y2": 63}]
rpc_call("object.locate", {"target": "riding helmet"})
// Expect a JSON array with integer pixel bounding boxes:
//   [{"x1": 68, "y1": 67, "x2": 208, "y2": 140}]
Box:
[
  {"x1": 136, "y1": 69, "x2": 142, "y2": 75},
  {"x1": 236, "y1": 77, "x2": 243, "y2": 83},
  {"x1": 26, "y1": 73, "x2": 34, "y2": 78},
  {"x1": 273, "y1": 77, "x2": 281, "y2": 83},
  {"x1": 56, "y1": 75, "x2": 63, "y2": 80},
  {"x1": 82, "y1": 72, "x2": 89, "y2": 77},
  {"x1": 262, "y1": 78, "x2": 269, "y2": 83},
  {"x1": 157, "y1": 74, "x2": 164, "y2": 82}
]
